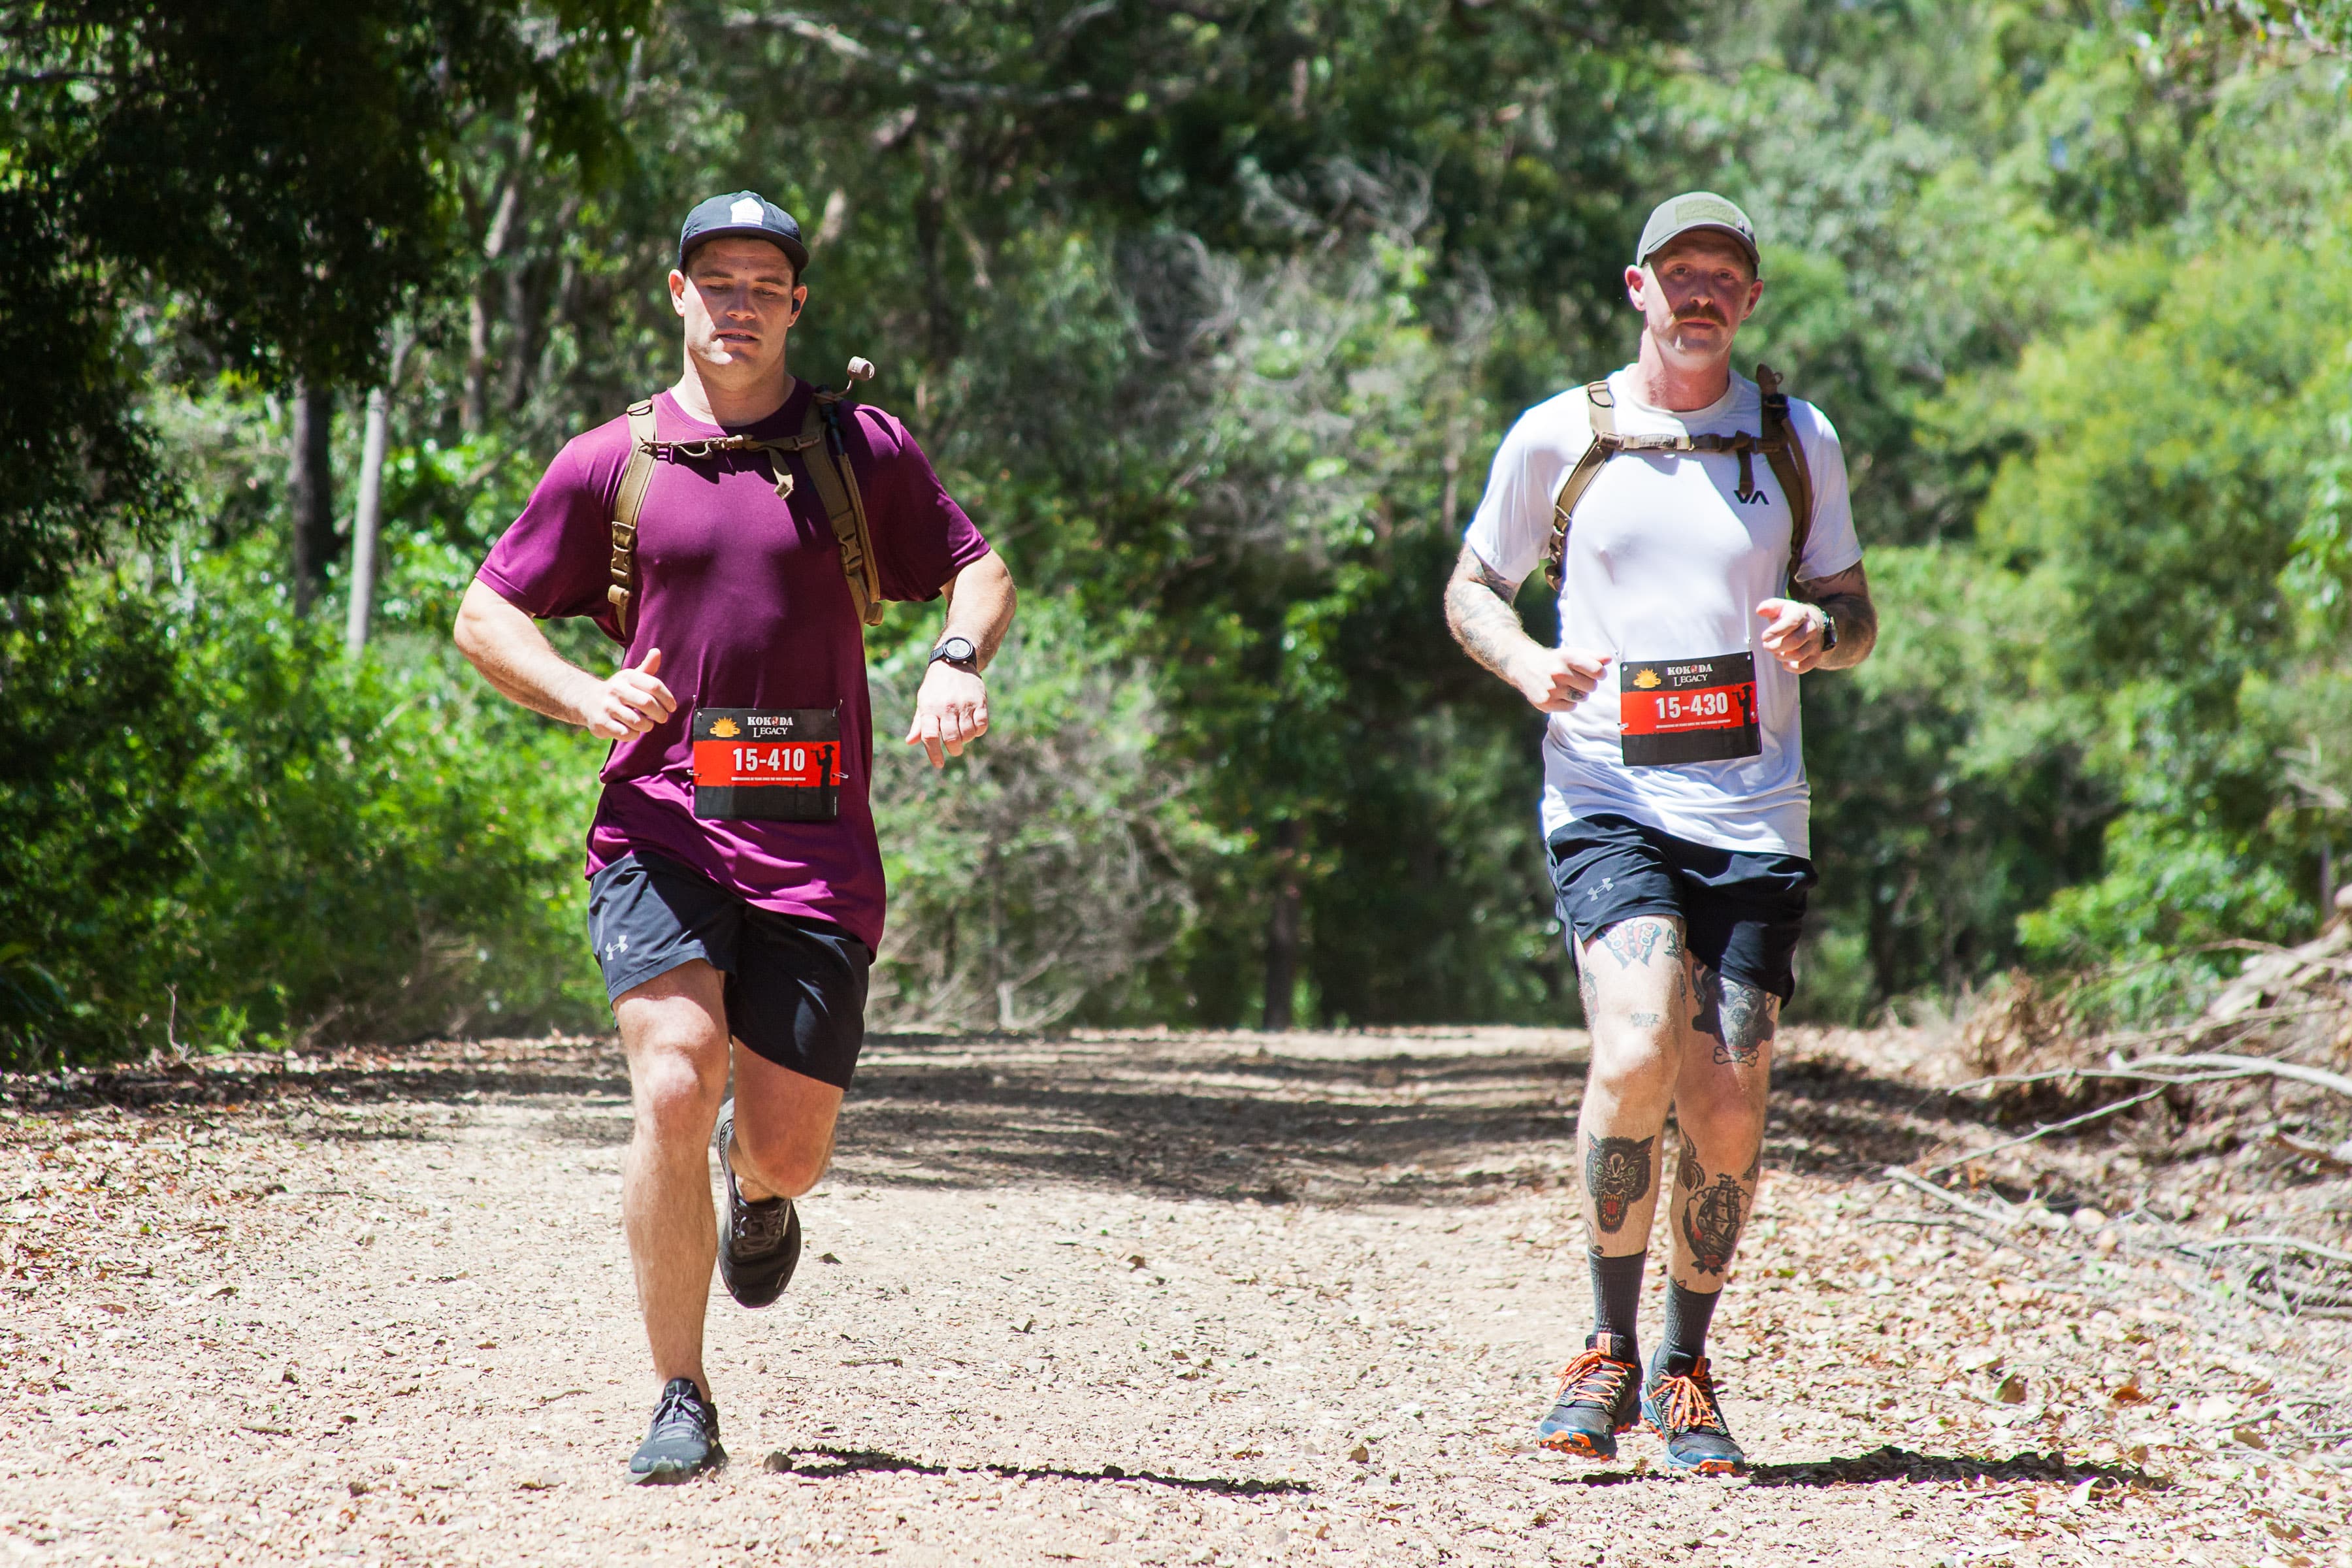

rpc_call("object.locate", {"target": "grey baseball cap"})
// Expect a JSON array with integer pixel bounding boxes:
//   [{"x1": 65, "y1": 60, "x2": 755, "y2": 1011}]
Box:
[
  {"x1": 1634, "y1": 191, "x2": 1760, "y2": 272},
  {"x1": 678, "y1": 190, "x2": 809, "y2": 273}
]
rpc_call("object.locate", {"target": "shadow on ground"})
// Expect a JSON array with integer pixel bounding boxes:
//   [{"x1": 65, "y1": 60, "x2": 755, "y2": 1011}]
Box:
[
  {"x1": 4, "y1": 1031, "x2": 1985, "y2": 1207},
  {"x1": 766, "y1": 1445, "x2": 1313, "y2": 1496},
  {"x1": 1557, "y1": 1444, "x2": 2168, "y2": 1492}
]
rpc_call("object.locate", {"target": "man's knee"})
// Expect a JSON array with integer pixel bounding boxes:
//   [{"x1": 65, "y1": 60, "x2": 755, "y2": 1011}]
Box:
[
  {"x1": 1674, "y1": 1093, "x2": 1765, "y2": 1166},
  {"x1": 629, "y1": 1038, "x2": 727, "y2": 1147},
  {"x1": 730, "y1": 1112, "x2": 834, "y2": 1198},
  {"x1": 1587, "y1": 1032, "x2": 1678, "y2": 1103}
]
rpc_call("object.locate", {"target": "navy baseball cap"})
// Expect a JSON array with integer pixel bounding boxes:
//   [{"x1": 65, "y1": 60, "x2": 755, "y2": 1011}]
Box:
[{"x1": 678, "y1": 191, "x2": 809, "y2": 273}]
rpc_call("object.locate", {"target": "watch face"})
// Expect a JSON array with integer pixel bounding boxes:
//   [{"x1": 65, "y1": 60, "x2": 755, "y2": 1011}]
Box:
[{"x1": 938, "y1": 637, "x2": 977, "y2": 662}]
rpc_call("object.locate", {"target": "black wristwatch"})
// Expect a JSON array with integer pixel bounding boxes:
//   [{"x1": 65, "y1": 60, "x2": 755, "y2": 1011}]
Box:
[
  {"x1": 1817, "y1": 608, "x2": 1838, "y2": 652},
  {"x1": 930, "y1": 636, "x2": 980, "y2": 673}
]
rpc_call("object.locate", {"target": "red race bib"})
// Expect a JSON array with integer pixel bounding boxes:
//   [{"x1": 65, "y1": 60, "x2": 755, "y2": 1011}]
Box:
[
  {"x1": 1618, "y1": 653, "x2": 1760, "y2": 767},
  {"x1": 691, "y1": 708, "x2": 841, "y2": 821}
]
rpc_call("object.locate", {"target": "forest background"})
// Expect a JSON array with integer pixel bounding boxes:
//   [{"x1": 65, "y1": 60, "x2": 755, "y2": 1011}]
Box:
[{"x1": 5, "y1": 0, "x2": 2351, "y2": 1064}]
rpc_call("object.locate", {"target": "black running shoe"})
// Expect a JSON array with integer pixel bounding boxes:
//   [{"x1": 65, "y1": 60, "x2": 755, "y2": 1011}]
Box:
[
  {"x1": 713, "y1": 1097, "x2": 801, "y2": 1309},
  {"x1": 629, "y1": 1377, "x2": 725, "y2": 1484},
  {"x1": 1642, "y1": 1350, "x2": 1748, "y2": 1474},
  {"x1": 1535, "y1": 1332, "x2": 1644, "y2": 1459}
]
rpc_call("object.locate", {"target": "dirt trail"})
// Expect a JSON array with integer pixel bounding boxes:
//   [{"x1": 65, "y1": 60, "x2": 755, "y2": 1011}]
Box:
[{"x1": 4, "y1": 1026, "x2": 2347, "y2": 1566}]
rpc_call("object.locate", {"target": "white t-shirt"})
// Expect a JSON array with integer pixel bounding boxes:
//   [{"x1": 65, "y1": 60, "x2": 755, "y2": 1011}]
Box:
[{"x1": 1464, "y1": 366, "x2": 1861, "y2": 858}]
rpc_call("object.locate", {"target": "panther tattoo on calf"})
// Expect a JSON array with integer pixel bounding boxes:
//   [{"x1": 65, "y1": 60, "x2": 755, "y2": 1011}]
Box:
[
  {"x1": 1584, "y1": 1133, "x2": 1653, "y2": 1234},
  {"x1": 1681, "y1": 1171, "x2": 1748, "y2": 1276}
]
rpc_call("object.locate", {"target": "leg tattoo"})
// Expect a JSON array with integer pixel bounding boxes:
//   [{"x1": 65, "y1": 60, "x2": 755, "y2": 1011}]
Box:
[
  {"x1": 1596, "y1": 920, "x2": 1684, "y2": 970},
  {"x1": 1584, "y1": 1133, "x2": 1654, "y2": 1235},
  {"x1": 1680, "y1": 1171, "x2": 1748, "y2": 1276},
  {"x1": 1690, "y1": 964, "x2": 1776, "y2": 1066}
]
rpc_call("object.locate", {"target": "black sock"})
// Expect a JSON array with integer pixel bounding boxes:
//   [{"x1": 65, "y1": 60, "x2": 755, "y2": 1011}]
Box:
[
  {"x1": 1661, "y1": 1281, "x2": 1720, "y2": 1364},
  {"x1": 1589, "y1": 1247, "x2": 1644, "y2": 1360}
]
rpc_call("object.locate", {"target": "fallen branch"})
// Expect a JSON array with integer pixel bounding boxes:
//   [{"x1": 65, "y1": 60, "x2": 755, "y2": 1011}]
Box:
[
  {"x1": 2155, "y1": 1053, "x2": 2352, "y2": 1098},
  {"x1": 2268, "y1": 1128, "x2": 2352, "y2": 1173},
  {"x1": 1922, "y1": 1085, "x2": 2171, "y2": 1177},
  {"x1": 2093, "y1": 1003, "x2": 2348, "y2": 1051},
  {"x1": 1863, "y1": 1213, "x2": 2034, "y2": 1258},
  {"x1": 1954, "y1": 1051, "x2": 2352, "y2": 1100},
  {"x1": 2183, "y1": 1233, "x2": 2352, "y2": 1269},
  {"x1": 1881, "y1": 1168, "x2": 2025, "y2": 1231}
]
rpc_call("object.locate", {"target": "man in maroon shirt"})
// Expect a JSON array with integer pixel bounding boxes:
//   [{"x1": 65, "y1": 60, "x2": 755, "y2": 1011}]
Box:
[{"x1": 455, "y1": 191, "x2": 1016, "y2": 1482}]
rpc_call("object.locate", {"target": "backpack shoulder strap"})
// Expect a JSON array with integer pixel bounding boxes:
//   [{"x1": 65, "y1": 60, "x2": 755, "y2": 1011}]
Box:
[
  {"x1": 1754, "y1": 363, "x2": 1816, "y2": 591},
  {"x1": 607, "y1": 399, "x2": 658, "y2": 638},
  {"x1": 1544, "y1": 380, "x2": 1621, "y2": 593},
  {"x1": 798, "y1": 387, "x2": 885, "y2": 629}
]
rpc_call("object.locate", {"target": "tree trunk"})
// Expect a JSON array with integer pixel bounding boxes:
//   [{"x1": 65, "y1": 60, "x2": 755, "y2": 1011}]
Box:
[
  {"x1": 1262, "y1": 819, "x2": 1307, "y2": 1031},
  {"x1": 345, "y1": 338, "x2": 410, "y2": 654},
  {"x1": 344, "y1": 401, "x2": 393, "y2": 655},
  {"x1": 462, "y1": 132, "x2": 529, "y2": 436},
  {"x1": 288, "y1": 382, "x2": 335, "y2": 615}
]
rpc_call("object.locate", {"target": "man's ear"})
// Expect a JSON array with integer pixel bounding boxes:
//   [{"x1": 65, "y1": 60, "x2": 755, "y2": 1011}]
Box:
[
  {"x1": 1624, "y1": 263, "x2": 1648, "y2": 310},
  {"x1": 668, "y1": 269, "x2": 691, "y2": 318}
]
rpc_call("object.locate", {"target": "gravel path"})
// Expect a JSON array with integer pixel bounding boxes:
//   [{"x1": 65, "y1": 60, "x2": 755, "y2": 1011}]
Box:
[{"x1": 5, "y1": 1026, "x2": 2347, "y2": 1566}]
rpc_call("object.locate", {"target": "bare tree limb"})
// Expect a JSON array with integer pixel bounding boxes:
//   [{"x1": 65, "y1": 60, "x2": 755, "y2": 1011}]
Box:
[
  {"x1": 1954, "y1": 1051, "x2": 2352, "y2": 1099},
  {"x1": 1881, "y1": 1167, "x2": 2026, "y2": 1231},
  {"x1": 1922, "y1": 1085, "x2": 2172, "y2": 1177}
]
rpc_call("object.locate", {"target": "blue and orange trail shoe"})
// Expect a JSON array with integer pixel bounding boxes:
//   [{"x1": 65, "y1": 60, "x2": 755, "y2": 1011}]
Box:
[
  {"x1": 713, "y1": 1097, "x2": 802, "y2": 1309},
  {"x1": 1642, "y1": 1350, "x2": 1748, "y2": 1474},
  {"x1": 1536, "y1": 1332, "x2": 1644, "y2": 1459},
  {"x1": 629, "y1": 1377, "x2": 725, "y2": 1484}
]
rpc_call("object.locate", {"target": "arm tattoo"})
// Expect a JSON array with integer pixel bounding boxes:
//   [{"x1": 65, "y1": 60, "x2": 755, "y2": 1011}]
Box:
[
  {"x1": 1444, "y1": 544, "x2": 1537, "y2": 683},
  {"x1": 1794, "y1": 564, "x2": 1878, "y2": 671},
  {"x1": 1584, "y1": 1133, "x2": 1654, "y2": 1234},
  {"x1": 1680, "y1": 1171, "x2": 1748, "y2": 1275},
  {"x1": 1689, "y1": 965, "x2": 1776, "y2": 1065}
]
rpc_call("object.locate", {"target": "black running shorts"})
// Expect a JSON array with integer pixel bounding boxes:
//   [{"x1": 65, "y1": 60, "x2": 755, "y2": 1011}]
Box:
[
  {"x1": 1544, "y1": 813, "x2": 1816, "y2": 1001},
  {"x1": 585, "y1": 850, "x2": 872, "y2": 1089}
]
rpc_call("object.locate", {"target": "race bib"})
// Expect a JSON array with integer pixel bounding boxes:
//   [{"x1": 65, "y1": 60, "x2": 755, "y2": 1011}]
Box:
[
  {"x1": 691, "y1": 708, "x2": 842, "y2": 821},
  {"x1": 1618, "y1": 653, "x2": 1760, "y2": 767}
]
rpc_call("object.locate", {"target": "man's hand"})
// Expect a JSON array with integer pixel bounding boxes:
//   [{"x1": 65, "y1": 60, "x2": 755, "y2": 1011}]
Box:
[
  {"x1": 582, "y1": 647, "x2": 678, "y2": 739},
  {"x1": 1511, "y1": 647, "x2": 1612, "y2": 713},
  {"x1": 1755, "y1": 599, "x2": 1829, "y2": 674},
  {"x1": 905, "y1": 662, "x2": 988, "y2": 768}
]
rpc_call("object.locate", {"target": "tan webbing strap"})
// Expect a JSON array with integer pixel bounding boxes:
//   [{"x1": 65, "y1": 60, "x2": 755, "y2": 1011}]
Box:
[
  {"x1": 1542, "y1": 365, "x2": 1818, "y2": 594},
  {"x1": 607, "y1": 399, "x2": 659, "y2": 638},
  {"x1": 598, "y1": 359, "x2": 887, "y2": 636},
  {"x1": 1754, "y1": 363, "x2": 1815, "y2": 591},
  {"x1": 1543, "y1": 380, "x2": 1619, "y2": 593},
  {"x1": 800, "y1": 392, "x2": 885, "y2": 628}
]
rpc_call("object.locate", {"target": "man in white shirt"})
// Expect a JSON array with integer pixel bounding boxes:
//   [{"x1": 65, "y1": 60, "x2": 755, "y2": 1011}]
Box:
[{"x1": 1443, "y1": 191, "x2": 1878, "y2": 1474}]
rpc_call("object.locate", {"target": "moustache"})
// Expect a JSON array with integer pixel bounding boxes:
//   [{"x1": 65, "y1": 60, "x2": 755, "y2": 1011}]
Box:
[{"x1": 1673, "y1": 310, "x2": 1726, "y2": 326}]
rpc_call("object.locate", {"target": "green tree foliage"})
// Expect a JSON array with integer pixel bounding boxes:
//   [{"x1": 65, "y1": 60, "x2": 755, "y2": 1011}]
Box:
[
  {"x1": 8, "y1": 0, "x2": 2352, "y2": 1064},
  {"x1": 0, "y1": 0, "x2": 643, "y2": 591}
]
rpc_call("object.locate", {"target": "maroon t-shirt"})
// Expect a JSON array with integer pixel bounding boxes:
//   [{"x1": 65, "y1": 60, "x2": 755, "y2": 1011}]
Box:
[{"x1": 477, "y1": 383, "x2": 990, "y2": 950}]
